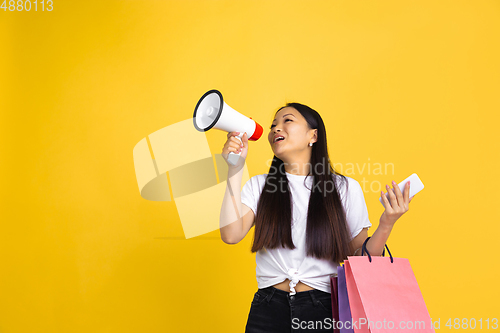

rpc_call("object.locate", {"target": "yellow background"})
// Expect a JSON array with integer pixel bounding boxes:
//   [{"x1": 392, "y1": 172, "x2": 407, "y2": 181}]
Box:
[{"x1": 1, "y1": 0, "x2": 499, "y2": 332}]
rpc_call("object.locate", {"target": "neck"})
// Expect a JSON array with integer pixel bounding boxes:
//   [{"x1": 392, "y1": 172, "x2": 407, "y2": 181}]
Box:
[
  {"x1": 283, "y1": 161, "x2": 311, "y2": 176},
  {"x1": 278, "y1": 149, "x2": 313, "y2": 176}
]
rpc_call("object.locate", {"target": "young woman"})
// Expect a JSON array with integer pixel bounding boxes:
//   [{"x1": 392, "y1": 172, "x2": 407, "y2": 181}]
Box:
[{"x1": 219, "y1": 103, "x2": 414, "y2": 332}]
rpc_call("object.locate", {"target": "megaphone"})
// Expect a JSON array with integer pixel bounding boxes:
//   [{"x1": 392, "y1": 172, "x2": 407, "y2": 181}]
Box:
[{"x1": 193, "y1": 89, "x2": 263, "y2": 166}]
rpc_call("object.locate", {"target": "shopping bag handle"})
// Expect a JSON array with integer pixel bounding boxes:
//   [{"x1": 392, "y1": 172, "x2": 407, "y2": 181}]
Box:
[{"x1": 361, "y1": 237, "x2": 394, "y2": 263}]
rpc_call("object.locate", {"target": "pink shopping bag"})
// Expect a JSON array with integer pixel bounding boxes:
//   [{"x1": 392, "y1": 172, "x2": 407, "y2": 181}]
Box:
[{"x1": 344, "y1": 237, "x2": 435, "y2": 333}]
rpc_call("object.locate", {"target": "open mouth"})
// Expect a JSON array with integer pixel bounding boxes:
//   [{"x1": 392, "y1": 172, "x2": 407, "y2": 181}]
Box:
[{"x1": 274, "y1": 137, "x2": 285, "y2": 144}]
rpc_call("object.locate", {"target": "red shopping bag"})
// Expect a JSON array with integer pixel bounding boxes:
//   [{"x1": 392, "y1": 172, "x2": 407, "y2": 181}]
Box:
[
  {"x1": 344, "y1": 237, "x2": 435, "y2": 333},
  {"x1": 330, "y1": 275, "x2": 340, "y2": 333}
]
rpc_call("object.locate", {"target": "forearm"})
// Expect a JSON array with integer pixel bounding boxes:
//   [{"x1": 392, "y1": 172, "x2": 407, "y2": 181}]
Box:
[
  {"x1": 365, "y1": 223, "x2": 393, "y2": 256},
  {"x1": 219, "y1": 166, "x2": 244, "y2": 243}
]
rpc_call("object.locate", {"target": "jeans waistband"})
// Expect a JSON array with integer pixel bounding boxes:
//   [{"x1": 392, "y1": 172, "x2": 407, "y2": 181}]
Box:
[{"x1": 257, "y1": 286, "x2": 331, "y2": 306}]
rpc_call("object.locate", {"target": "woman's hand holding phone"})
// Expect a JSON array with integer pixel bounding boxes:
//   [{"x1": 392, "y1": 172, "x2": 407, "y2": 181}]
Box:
[{"x1": 379, "y1": 180, "x2": 414, "y2": 228}]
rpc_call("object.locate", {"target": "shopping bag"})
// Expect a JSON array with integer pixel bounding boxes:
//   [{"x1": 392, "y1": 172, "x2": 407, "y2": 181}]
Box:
[
  {"x1": 344, "y1": 237, "x2": 435, "y2": 333},
  {"x1": 337, "y1": 265, "x2": 355, "y2": 333},
  {"x1": 331, "y1": 265, "x2": 357, "y2": 333},
  {"x1": 330, "y1": 275, "x2": 340, "y2": 333}
]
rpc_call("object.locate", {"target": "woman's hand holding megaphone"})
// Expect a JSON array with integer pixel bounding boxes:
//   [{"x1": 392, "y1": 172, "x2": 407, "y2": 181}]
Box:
[{"x1": 222, "y1": 131, "x2": 248, "y2": 168}]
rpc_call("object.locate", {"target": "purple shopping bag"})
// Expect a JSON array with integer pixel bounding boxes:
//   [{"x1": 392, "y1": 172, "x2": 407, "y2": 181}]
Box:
[{"x1": 337, "y1": 265, "x2": 355, "y2": 333}]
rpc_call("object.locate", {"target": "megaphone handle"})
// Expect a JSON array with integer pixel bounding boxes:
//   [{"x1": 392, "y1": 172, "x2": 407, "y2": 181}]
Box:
[{"x1": 227, "y1": 133, "x2": 243, "y2": 166}]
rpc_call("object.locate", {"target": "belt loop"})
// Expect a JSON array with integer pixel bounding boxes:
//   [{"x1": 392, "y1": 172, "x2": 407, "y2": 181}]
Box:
[
  {"x1": 265, "y1": 287, "x2": 276, "y2": 303},
  {"x1": 309, "y1": 290, "x2": 320, "y2": 306}
]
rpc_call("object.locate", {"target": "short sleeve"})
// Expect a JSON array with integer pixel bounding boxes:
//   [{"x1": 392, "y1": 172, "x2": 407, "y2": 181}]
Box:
[
  {"x1": 345, "y1": 178, "x2": 372, "y2": 240},
  {"x1": 241, "y1": 176, "x2": 258, "y2": 216}
]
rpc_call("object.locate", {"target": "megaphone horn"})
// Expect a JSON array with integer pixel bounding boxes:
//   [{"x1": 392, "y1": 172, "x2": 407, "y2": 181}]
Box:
[{"x1": 193, "y1": 89, "x2": 263, "y2": 166}]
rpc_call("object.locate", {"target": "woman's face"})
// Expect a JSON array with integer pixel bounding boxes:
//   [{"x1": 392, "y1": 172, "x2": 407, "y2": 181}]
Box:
[{"x1": 267, "y1": 107, "x2": 317, "y2": 161}]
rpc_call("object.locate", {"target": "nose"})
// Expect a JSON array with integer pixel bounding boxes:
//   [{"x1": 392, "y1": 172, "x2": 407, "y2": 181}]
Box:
[
  {"x1": 270, "y1": 129, "x2": 281, "y2": 138},
  {"x1": 270, "y1": 129, "x2": 280, "y2": 141}
]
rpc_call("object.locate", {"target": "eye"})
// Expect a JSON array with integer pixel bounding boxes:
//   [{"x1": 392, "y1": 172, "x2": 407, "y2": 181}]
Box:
[{"x1": 269, "y1": 119, "x2": 292, "y2": 129}]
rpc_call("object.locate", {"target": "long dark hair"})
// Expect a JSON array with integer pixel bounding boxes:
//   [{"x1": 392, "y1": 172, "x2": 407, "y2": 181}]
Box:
[{"x1": 250, "y1": 103, "x2": 352, "y2": 263}]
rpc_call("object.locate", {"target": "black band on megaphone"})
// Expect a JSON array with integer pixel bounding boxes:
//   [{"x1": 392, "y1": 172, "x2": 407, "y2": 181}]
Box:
[{"x1": 193, "y1": 89, "x2": 223, "y2": 132}]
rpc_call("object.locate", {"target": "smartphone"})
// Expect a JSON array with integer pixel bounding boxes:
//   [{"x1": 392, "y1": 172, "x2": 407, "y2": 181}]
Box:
[{"x1": 379, "y1": 173, "x2": 424, "y2": 206}]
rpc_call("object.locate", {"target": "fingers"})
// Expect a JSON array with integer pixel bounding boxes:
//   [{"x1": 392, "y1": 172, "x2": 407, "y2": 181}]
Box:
[
  {"x1": 385, "y1": 184, "x2": 396, "y2": 209},
  {"x1": 231, "y1": 136, "x2": 243, "y2": 151},
  {"x1": 230, "y1": 132, "x2": 245, "y2": 147},
  {"x1": 226, "y1": 139, "x2": 242, "y2": 153},
  {"x1": 391, "y1": 180, "x2": 411, "y2": 211},
  {"x1": 403, "y1": 181, "x2": 410, "y2": 207},
  {"x1": 223, "y1": 132, "x2": 244, "y2": 154},
  {"x1": 227, "y1": 131, "x2": 240, "y2": 139},
  {"x1": 381, "y1": 189, "x2": 392, "y2": 211},
  {"x1": 391, "y1": 180, "x2": 405, "y2": 208},
  {"x1": 386, "y1": 181, "x2": 412, "y2": 214}
]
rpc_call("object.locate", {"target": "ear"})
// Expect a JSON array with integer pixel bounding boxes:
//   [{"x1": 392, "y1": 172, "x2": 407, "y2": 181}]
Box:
[{"x1": 311, "y1": 129, "x2": 318, "y2": 143}]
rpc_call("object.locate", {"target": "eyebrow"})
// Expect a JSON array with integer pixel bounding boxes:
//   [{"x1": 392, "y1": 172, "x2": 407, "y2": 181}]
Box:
[{"x1": 272, "y1": 113, "x2": 295, "y2": 122}]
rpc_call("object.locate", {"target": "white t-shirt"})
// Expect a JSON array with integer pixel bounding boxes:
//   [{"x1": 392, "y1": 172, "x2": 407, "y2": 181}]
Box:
[{"x1": 241, "y1": 171, "x2": 372, "y2": 295}]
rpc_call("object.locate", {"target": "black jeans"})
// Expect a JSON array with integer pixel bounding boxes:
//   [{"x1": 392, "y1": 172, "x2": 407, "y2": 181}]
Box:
[{"x1": 245, "y1": 286, "x2": 333, "y2": 333}]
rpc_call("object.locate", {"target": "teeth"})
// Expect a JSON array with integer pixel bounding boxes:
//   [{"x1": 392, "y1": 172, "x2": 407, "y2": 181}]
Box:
[{"x1": 274, "y1": 137, "x2": 284, "y2": 142}]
